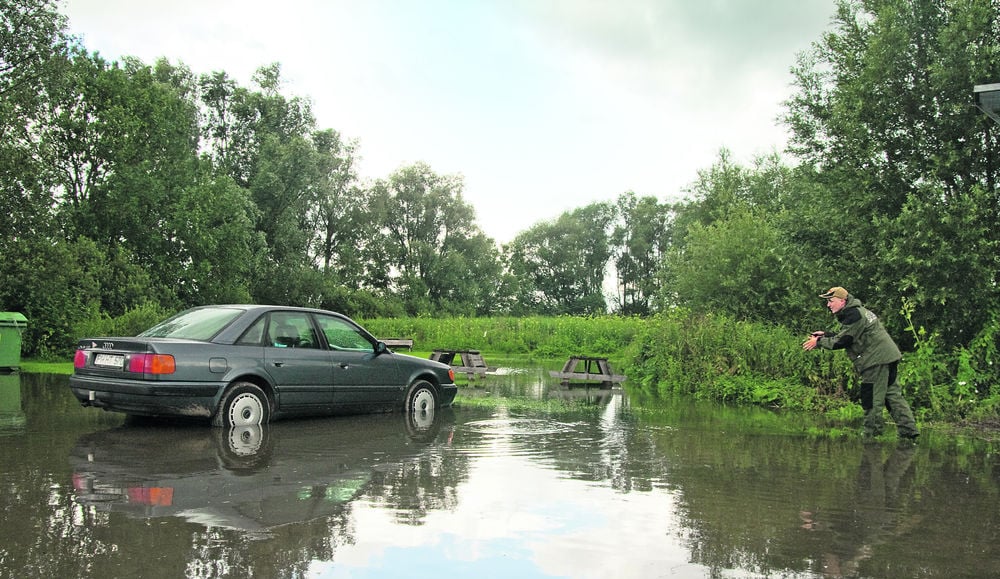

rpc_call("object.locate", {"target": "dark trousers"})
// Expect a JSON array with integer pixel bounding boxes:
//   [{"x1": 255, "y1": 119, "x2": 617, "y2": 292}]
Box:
[{"x1": 859, "y1": 362, "x2": 919, "y2": 438}]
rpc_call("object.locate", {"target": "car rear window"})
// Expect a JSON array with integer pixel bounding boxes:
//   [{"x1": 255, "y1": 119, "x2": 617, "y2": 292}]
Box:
[{"x1": 138, "y1": 307, "x2": 244, "y2": 340}]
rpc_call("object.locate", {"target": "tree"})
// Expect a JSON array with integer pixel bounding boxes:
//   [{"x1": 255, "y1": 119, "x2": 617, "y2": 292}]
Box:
[
  {"x1": 199, "y1": 63, "x2": 357, "y2": 307},
  {"x1": 610, "y1": 192, "x2": 671, "y2": 315},
  {"x1": 0, "y1": 0, "x2": 67, "y2": 98},
  {"x1": 370, "y1": 163, "x2": 503, "y2": 315},
  {"x1": 663, "y1": 209, "x2": 812, "y2": 325},
  {"x1": 309, "y1": 129, "x2": 364, "y2": 280},
  {"x1": 36, "y1": 53, "x2": 257, "y2": 313},
  {"x1": 781, "y1": 0, "x2": 1000, "y2": 346},
  {"x1": 0, "y1": 236, "x2": 105, "y2": 357},
  {"x1": 660, "y1": 149, "x2": 822, "y2": 326},
  {"x1": 0, "y1": 0, "x2": 70, "y2": 259},
  {"x1": 507, "y1": 203, "x2": 613, "y2": 315}
]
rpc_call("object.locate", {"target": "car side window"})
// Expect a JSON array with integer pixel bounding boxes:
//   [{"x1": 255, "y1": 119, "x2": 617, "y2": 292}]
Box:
[
  {"x1": 235, "y1": 316, "x2": 266, "y2": 346},
  {"x1": 316, "y1": 314, "x2": 373, "y2": 351},
  {"x1": 267, "y1": 312, "x2": 320, "y2": 349}
]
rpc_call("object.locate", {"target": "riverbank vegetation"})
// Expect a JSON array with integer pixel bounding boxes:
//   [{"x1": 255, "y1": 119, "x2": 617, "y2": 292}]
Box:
[
  {"x1": 365, "y1": 313, "x2": 1000, "y2": 428},
  {"x1": 3, "y1": 2, "x2": 998, "y2": 428}
]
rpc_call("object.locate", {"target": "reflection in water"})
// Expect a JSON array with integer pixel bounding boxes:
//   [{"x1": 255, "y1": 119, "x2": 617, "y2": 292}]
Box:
[
  {"x1": 226, "y1": 424, "x2": 266, "y2": 457},
  {"x1": 799, "y1": 445, "x2": 918, "y2": 577},
  {"x1": 0, "y1": 372, "x2": 25, "y2": 432},
  {"x1": 0, "y1": 372, "x2": 998, "y2": 578},
  {"x1": 70, "y1": 409, "x2": 460, "y2": 532}
]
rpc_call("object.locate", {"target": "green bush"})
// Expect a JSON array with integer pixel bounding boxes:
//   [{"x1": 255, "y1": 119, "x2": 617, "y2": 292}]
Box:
[
  {"x1": 624, "y1": 310, "x2": 854, "y2": 413},
  {"x1": 624, "y1": 308, "x2": 1000, "y2": 424},
  {"x1": 72, "y1": 302, "x2": 173, "y2": 342}
]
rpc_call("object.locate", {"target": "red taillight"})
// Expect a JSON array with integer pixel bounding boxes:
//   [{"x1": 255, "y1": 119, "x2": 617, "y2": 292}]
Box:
[
  {"x1": 448, "y1": 369, "x2": 455, "y2": 382},
  {"x1": 128, "y1": 354, "x2": 176, "y2": 375},
  {"x1": 73, "y1": 350, "x2": 86, "y2": 368}
]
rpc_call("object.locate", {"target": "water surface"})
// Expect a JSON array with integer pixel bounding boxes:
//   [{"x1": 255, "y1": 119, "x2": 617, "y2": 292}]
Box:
[{"x1": 0, "y1": 369, "x2": 996, "y2": 578}]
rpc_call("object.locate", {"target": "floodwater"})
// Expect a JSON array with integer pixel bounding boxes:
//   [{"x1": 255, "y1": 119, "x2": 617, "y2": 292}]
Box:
[{"x1": 0, "y1": 367, "x2": 997, "y2": 579}]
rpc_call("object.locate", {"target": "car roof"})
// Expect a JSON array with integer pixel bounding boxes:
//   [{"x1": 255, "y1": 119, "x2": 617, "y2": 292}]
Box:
[{"x1": 197, "y1": 304, "x2": 349, "y2": 317}]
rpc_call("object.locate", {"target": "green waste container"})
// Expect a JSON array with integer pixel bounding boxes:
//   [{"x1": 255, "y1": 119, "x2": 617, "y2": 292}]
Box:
[{"x1": 0, "y1": 312, "x2": 28, "y2": 370}]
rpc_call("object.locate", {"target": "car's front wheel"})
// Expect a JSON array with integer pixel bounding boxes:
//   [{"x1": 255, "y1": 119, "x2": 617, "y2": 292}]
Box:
[
  {"x1": 213, "y1": 382, "x2": 271, "y2": 427},
  {"x1": 406, "y1": 380, "x2": 438, "y2": 431}
]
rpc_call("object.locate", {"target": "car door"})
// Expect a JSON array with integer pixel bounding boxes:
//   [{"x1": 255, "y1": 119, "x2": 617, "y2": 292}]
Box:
[
  {"x1": 263, "y1": 312, "x2": 335, "y2": 409},
  {"x1": 314, "y1": 313, "x2": 404, "y2": 407}
]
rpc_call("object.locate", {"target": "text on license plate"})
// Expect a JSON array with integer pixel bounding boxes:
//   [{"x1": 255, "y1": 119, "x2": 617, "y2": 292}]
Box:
[{"x1": 94, "y1": 353, "x2": 125, "y2": 368}]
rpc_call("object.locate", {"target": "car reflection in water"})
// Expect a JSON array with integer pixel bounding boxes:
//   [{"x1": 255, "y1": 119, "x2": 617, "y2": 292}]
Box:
[{"x1": 70, "y1": 403, "x2": 454, "y2": 533}]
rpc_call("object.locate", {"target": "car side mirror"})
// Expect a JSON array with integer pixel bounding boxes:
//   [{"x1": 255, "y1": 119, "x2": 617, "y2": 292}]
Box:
[{"x1": 375, "y1": 341, "x2": 388, "y2": 356}]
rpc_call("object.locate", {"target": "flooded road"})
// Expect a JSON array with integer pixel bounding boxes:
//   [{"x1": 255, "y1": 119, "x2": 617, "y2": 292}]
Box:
[{"x1": 1, "y1": 369, "x2": 998, "y2": 578}]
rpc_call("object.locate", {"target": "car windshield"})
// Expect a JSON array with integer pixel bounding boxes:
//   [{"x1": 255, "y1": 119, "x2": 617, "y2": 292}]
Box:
[{"x1": 138, "y1": 307, "x2": 245, "y2": 340}]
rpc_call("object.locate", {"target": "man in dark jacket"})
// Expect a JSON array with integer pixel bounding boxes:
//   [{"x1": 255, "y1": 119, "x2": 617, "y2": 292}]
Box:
[{"x1": 803, "y1": 287, "x2": 919, "y2": 441}]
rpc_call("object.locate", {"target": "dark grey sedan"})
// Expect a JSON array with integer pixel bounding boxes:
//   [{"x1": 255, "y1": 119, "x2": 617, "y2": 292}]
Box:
[{"x1": 69, "y1": 305, "x2": 457, "y2": 426}]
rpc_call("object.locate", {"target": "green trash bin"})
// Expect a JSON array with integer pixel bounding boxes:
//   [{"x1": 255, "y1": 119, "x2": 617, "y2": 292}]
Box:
[{"x1": 0, "y1": 312, "x2": 28, "y2": 371}]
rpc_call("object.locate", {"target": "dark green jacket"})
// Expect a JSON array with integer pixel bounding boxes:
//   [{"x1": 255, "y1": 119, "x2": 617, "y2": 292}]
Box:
[{"x1": 816, "y1": 295, "x2": 901, "y2": 373}]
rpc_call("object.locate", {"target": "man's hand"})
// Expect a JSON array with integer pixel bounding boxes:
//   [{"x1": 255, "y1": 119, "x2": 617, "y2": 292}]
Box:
[{"x1": 802, "y1": 335, "x2": 820, "y2": 350}]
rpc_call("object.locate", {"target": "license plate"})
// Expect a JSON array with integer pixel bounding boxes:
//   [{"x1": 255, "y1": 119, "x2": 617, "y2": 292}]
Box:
[{"x1": 93, "y1": 353, "x2": 125, "y2": 368}]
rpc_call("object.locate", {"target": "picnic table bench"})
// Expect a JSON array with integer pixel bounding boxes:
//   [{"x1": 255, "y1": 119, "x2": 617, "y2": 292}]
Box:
[{"x1": 381, "y1": 338, "x2": 414, "y2": 350}]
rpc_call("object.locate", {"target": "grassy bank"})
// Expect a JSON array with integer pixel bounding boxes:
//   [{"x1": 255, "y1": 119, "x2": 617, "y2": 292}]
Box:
[{"x1": 19, "y1": 361, "x2": 73, "y2": 375}]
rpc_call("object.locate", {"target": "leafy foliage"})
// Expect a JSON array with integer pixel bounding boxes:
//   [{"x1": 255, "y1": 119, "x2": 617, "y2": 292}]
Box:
[
  {"x1": 609, "y1": 192, "x2": 671, "y2": 315},
  {"x1": 781, "y1": 0, "x2": 1000, "y2": 348},
  {"x1": 625, "y1": 310, "x2": 854, "y2": 412},
  {"x1": 506, "y1": 202, "x2": 613, "y2": 315}
]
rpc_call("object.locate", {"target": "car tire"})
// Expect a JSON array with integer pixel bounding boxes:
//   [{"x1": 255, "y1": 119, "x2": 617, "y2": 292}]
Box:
[
  {"x1": 213, "y1": 382, "x2": 271, "y2": 427},
  {"x1": 405, "y1": 380, "x2": 438, "y2": 431}
]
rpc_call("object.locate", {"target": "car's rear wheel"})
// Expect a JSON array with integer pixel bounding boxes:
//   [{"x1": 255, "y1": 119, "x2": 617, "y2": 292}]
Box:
[
  {"x1": 214, "y1": 382, "x2": 271, "y2": 427},
  {"x1": 406, "y1": 380, "x2": 438, "y2": 431}
]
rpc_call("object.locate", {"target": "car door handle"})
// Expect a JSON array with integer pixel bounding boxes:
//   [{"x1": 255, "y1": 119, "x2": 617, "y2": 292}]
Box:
[
  {"x1": 273, "y1": 361, "x2": 284, "y2": 367},
  {"x1": 339, "y1": 363, "x2": 349, "y2": 369}
]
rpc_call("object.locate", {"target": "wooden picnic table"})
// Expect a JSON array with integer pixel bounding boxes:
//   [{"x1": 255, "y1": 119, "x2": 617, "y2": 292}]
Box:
[
  {"x1": 549, "y1": 356, "x2": 626, "y2": 385},
  {"x1": 430, "y1": 349, "x2": 492, "y2": 378}
]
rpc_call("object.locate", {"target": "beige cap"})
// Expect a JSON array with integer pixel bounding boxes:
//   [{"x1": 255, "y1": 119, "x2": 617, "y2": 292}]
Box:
[{"x1": 819, "y1": 287, "x2": 848, "y2": 300}]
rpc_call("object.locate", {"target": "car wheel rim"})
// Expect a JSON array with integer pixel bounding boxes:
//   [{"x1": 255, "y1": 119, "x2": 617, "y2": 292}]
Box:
[
  {"x1": 410, "y1": 388, "x2": 435, "y2": 430},
  {"x1": 229, "y1": 393, "x2": 264, "y2": 426},
  {"x1": 227, "y1": 425, "x2": 264, "y2": 456}
]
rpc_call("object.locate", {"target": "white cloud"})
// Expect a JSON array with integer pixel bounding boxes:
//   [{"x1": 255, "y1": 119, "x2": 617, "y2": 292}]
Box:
[{"x1": 62, "y1": 0, "x2": 835, "y2": 243}]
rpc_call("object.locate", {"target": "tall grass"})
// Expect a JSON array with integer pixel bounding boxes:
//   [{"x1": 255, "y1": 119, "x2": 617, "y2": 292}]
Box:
[
  {"x1": 359, "y1": 315, "x2": 643, "y2": 359},
  {"x1": 623, "y1": 310, "x2": 855, "y2": 412}
]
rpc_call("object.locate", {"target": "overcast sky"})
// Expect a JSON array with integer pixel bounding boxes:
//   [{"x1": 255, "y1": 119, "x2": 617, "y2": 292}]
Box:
[{"x1": 61, "y1": 0, "x2": 836, "y2": 243}]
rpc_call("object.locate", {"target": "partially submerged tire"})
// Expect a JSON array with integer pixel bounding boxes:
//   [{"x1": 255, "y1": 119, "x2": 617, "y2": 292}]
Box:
[
  {"x1": 213, "y1": 382, "x2": 271, "y2": 427},
  {"x1": 406, "y1": 380, "x2": 438, "y2": 432}
]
